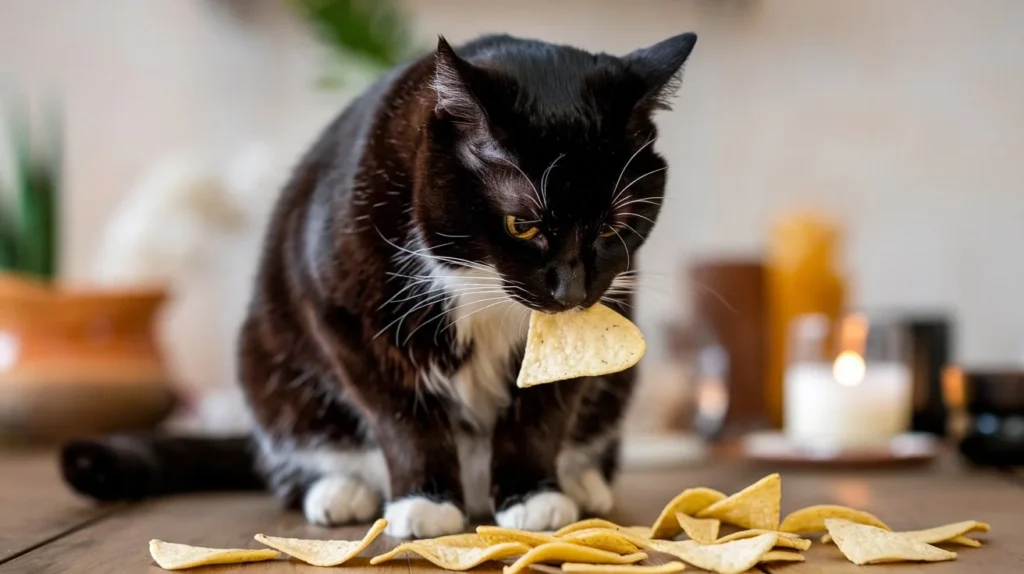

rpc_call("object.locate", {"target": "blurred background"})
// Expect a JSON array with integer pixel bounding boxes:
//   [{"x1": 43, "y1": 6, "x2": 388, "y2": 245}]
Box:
[{"x1": 1, "y1": 0, "x2": 1023, "y2": 465}]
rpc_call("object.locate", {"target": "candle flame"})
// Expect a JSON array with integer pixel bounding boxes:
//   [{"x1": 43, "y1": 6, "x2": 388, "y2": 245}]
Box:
[{"x1": 833, "y1": 350, "x2": 866, "y2": 387}]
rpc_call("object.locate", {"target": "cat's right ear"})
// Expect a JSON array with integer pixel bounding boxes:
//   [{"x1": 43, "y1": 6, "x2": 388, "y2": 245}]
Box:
[{"x1": 433, "y1": 36, "x2": 487, "y2": 124}]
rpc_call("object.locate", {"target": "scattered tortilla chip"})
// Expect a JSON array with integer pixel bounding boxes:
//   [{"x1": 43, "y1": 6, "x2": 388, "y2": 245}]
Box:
[
  {"x1": 562, "y1": 562, "x2": 686, "y2": 574},
  {"x1": 759, "y1": 550, "x2": 805, "y2": 563},
  {"x1": 478, "y1": 526, "x2": 559, "y2": 547},
  {"x1": 674, "y1": 513, "x2": 719, "y2": 544},
  {"x1": 713, "y1": 529, "x2": 811, "y2": 551},
  {"x1": 781, "y1": 504, "x2": 890, "y2": 534},
  {"x1": 947, "y1": 535, "x2": 982, "y2": 547},
  {"x1": 516, "y1": 303, "x2": 646, "y2": 388},
  {"x1": 648, "y1": 533, "x2": 778, "y2": 574},
  {"x1": 555, "y1": 519, "x2": 625, "y2": 537},
  {"x1": 650, "y1": 488, "x2": 727, "y2": 538},
  {"x1": 149, "y1": 540, "x2": 278, "y2": 571},
  {"x1": 622, "y1": 526, "x2": 653, "y2": 539},
  {"x1": 696, "y1": 474, "x2": 781, "y2": 531},
  {"x1": 560, "y1": 529, "x2": 640, "y2": 554},
  {"x1": 503, "y1": 543, "x2": 647, "y2": 574},
  {"x1": 254, "y1": 518, "x2": 386, "y2": 567},
  {"x1": 825, "y1": 518, "x2": 957, "y2": 565},
  {"x1": 900, "y1": 520, "x2": 990, "y2": 546},
  {"x1": 371, "y1": 540, "x2": 531, "y2": 570}
]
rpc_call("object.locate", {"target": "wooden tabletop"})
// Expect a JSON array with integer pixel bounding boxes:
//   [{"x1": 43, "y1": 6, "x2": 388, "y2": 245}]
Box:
[{"x1": 1, "y1": 446, "x2": 1022, "y2": 573}]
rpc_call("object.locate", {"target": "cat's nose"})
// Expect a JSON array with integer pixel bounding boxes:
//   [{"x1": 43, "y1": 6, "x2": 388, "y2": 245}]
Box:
[{"x1": 551, "y1": 262, "x2": 587, "y2": 308}]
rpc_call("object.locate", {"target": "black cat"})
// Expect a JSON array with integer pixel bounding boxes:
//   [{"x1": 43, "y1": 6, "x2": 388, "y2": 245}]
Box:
[{"x1": 62, "y1": 32, "x2": 697, "y2": 538}]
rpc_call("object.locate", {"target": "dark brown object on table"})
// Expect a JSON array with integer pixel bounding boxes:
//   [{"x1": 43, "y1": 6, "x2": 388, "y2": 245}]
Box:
[{"x1": 681, "y1": 259, "x2": 771, "y2": 438}]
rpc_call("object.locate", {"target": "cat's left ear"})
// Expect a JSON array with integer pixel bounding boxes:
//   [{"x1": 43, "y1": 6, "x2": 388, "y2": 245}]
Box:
[
  {"x1": 433, "y1": 36, "x2": 487, "y2": 123},
  {"x1": 623, "y1": 32, "x2": 698, "y2": 111}
]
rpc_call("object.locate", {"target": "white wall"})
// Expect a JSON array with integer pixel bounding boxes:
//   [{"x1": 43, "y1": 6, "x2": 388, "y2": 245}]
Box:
[{"x1": 2, "y1": 0, "x2": 1022, "y2": 401}]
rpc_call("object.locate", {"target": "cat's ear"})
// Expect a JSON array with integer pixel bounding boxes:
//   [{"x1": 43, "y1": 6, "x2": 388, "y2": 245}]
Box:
[
  {"x1": 433, "y1": 36, "x2": 487, "y2": 123},
  {"x1": 623, "y1": 32, "x2": 698, "y2": 111}
]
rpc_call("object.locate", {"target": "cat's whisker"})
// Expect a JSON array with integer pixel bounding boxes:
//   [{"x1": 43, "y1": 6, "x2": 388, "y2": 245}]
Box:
[
  {"x1": 614, "y1": 166, "x2": 669, "y2": 204},
  {"x1": 617, "y1": 212, "x2": 658, "y2": 226},
  {"x1": 498, "y1": 157, "x2": 544, "y2": 210},
  {"x1": 384, "y1": 284, "x2": 515, "y2": 308},
  {"x1": 609, "y1": 227, "x2": 630, "y2": 272},
  {"x1": 600, "y1": 296, "x2": 634, "y2": 310},
  {"x1": 613, "y1": 197, "x2": 664, "y2": 210},
  {"x1": 404, "y1": 295, "x2": 513, "y2": 345},
  {"x1": 440, "y1": 297, "x2": 518, "y2": 336},
  {"x1": 540, "y1": 153, "x2": 564, "y2": 208},
  {"x1": 616, "y1": 221, "x2": 647, "y2": 241},
  {"x1": 611, "y1": 135, "x2": 657, "y2": 204}
]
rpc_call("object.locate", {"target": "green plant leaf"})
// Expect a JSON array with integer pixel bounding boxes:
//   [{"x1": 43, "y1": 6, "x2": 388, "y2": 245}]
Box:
[{"x1": 292, "y1": 0, "x2": 417, "y2": 71}]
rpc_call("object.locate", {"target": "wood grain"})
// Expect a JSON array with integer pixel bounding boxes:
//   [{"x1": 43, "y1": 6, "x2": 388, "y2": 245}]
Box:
[
  {"x1": 0, "y1": 450, "x2": 115, "y2": 565},
  {"x1": 2, "y1": 449, "x2": 1023, "y2": 573}
]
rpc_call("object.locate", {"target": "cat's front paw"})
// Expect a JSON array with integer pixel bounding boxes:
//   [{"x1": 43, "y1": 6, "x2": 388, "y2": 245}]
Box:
[
  {"x1": 495, "y1": 491, "x2": 580, "y2": 531},
  {"x1": 384, "y1": 496, "x2": 466, "y2": 539},
  {"x1": 303, "y1": 475, "x2": 381, "y2": 526},
  {"x1": 558, "y1": 466, "x2": 615, "y2": 516}
]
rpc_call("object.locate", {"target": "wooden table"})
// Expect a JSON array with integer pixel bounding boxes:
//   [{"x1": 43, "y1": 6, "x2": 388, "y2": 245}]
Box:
[{"x1": 1, "y1": 448, "x2": 1022, "y2": 573}]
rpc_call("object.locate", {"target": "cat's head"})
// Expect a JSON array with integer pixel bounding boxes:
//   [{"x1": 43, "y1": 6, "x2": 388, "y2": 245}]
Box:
[{"x1": 414, "y1": 33, "x2": 697, "y2": 313}]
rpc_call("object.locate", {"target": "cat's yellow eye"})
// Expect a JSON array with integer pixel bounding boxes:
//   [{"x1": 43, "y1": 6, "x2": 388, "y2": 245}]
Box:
[
  {"x1": 505, "y1": 215, "x2": 540, "y2": 240},
  {"x1": 599, "y1": 225, "x2": 618, "y2": 238}
]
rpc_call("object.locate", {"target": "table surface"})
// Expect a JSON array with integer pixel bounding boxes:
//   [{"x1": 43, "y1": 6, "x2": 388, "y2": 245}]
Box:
[{"x1": 1, "y1": 447, "x2": 1022, "y2": 574}]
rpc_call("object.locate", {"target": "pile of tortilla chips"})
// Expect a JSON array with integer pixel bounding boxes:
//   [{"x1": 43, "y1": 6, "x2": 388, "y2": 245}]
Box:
[
  {"x1": 150, "y1": 473, "x2": 990, "y2": 572},
  {"x1": 149, "y1": 308, "x2": 990, "y2": 571}
]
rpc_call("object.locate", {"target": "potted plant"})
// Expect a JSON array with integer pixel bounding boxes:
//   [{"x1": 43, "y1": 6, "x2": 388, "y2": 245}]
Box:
[{"x1": 0, "y1": 104, "x2": 175, "y2": 442}]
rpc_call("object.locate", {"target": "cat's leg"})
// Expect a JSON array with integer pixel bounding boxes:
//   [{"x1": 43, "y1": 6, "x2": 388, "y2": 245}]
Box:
[
  {"x1": 490, "y1": 379, "x2": 586, "y2": 531},
  {"x1": 557, "y1": 371, "x2": 636, "y2": 516}
]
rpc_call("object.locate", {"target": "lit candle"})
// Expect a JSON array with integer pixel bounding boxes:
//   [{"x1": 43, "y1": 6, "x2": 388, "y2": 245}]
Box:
[{"x1": 784, "y1": 351, "x2": 912, "y2": 448}]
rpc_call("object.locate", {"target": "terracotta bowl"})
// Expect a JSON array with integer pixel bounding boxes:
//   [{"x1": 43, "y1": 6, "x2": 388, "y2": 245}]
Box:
[{"x1": 0, "y1": 273, "x2": 177, "y2": 442}]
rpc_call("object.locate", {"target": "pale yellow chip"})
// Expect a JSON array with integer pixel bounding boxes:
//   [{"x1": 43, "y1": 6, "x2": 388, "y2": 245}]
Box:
[
  {"x1": 713, "y1": 529, "x2": 811, "y2": 551},
  {"x1": 371, "y1": 540, "x2": 531, "y2": 570},
  {"x1": 478, "y1": 525, "x2": 559, "y2": 547},
  {"x1": 899, "y1": 520, "x2": 990, "y2": 546},
  {"x1": 254, "y1": 518, "x2": 386, "y2": 566},
  {"x1": 758, "y1": 550, "x2": 805, "y2": 563},
  {"x1": 648, "y1": 533, "x2": 778, "y2": 574},
  {"x1": 562, "y1": 561, "x2": 686, "y2": 574},
  {"x1": 825, "y1": 518, "x2": 957, "y2": 565},
  {"x1": 561, "y1": 528, "x2": 641, "y2": 554},
  {"x1": 674, "y1": 513, "x2": 719, "y2": 544},
  {"x1": 696, "y1": 474, "x2": 781, "y2": 531},
  {"x1": 503, "y1": 542, "x2": 647, "y2": 574},
  {"x1": 781, "y1": 504, "x2": 890, "y2": 534},
  {"x1": 148, "y1": 540, "x2": 278, "y2": 570},
  {"x1": 650, "y1": 488, "x2": 727, "y2": 538},
  {"x1": 948, "y1": 535, "x2": 982, "y2": 547},
  {"x1": 516, "y1": 303, "x2": 646, "y2": 387},
  {"x1": 555, "y1": 519, "x2": 625, "y2": 537}
]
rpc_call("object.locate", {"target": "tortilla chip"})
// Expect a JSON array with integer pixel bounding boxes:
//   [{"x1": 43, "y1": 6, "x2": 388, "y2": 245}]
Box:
[
  {"x1": 371, "y1": 540, "x2": 531, "y2": 570},
  {"x1": 947, "y1": 536, "x2": 982, "y2": 547},
  {"x1": 900, "y1": 520, "x2": 990, "y2": 545},
  {"x1": 648, "y1": 533, "x2": 778, "y2": 574},
  {"x1": 149, "y1": 540, "x2": 278, "y2": 570},
  {"x1": 561, "y1": 562, "x2": 686, "y2": 574},
  {"x1": 555, "y1": 519, "x2": 625, "y2": 537},
  {"x1": 674, "y1": 513, "x2": 719, "y2": 544},
  {"x1": 825, "y1": 518, "x2": 957, "y2": 565},
  {"x1": 254, "y1": 518, "x2": 386, "y2": 566},
  {"x1": 503, "y1": 543, "x2": 647, "y2": 574},
  {"x1": 713, "y1": 529, "x2": 811, "y2": 551},
  {"x1": 478, "y1": 525, "x2": 559, "y2": 547},
  {"x1": 759, "y1": 550, "x2": 805, "y2": 563},
  {"x1": 781, "y1": 504, "x2": 890, "y2": 534},
  {"x1": 560, "y1": 529, "x2": 640, "y2": 554},
  {"x1": 516, "y1": 303, "x2": 646, "y2": 388},
  {"x1": 650, "y1": 488, "x2": 727, "y2": 538},
  {"x1": 696, "y1": 474, "x2": 781, "y2": 531}
]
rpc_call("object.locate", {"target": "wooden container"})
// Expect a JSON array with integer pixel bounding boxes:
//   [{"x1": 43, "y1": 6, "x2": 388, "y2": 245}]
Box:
[{"x1": 0, "y1": 273, "x2": 176, "y2": 441}]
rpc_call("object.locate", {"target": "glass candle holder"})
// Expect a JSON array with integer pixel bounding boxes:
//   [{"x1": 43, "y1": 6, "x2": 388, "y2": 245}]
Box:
[{"x1": 783, "y1": 312, "x2": 912, "y2": 448}]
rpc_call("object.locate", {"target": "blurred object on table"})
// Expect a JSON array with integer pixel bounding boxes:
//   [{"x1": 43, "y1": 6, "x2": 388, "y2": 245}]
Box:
[
  {"x1": 668, "y1": 259, "x2": 770, "y2": 439},
  {"x1": 784, "y1": 312, "x2": 912, "y2": 448},
  {"x1": 898, "y1": 314, "x2": 954, "y2": 436},
  {"x1": 947, "y1": 367, "x2": 1024, "y2": 467},
  {"x1": 766, "y1": 212, "x2": 846, "y2": 427},
  {"x1": 0, "y1": 274, "x2": 176, "y2": 442}
]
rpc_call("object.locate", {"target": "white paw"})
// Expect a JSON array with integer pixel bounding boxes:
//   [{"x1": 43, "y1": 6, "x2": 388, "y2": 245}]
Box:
[
  {"x1": 559, "y1": 467, "x2": 615, "y2": 515},
  {"x1": 496, "y1": 491, "x2": 580, "y2": 531},
  {"x1": 384, "y1": 496, "x2": 466, "y2": 539},
  {"x1": 303, "y1": 475, "x2": 381, "y2": 526}
]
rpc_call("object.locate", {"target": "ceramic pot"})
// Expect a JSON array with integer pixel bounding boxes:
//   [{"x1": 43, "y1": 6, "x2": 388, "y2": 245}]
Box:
[{"x1": 0, "y1": 273, "x2": 176, "y2": 441}]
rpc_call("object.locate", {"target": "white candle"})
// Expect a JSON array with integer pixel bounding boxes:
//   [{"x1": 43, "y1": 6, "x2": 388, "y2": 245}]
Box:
[{"x1": 784, "y1": 355, "x2": 912, "y2": 448}]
